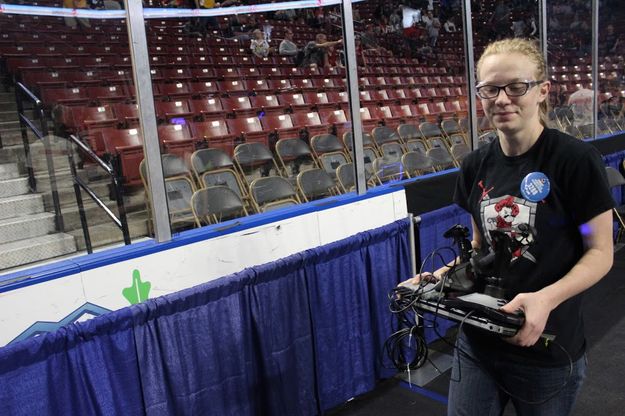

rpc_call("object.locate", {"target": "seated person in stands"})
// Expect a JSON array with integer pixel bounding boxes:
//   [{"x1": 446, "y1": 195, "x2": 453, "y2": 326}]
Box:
[
  {"x1": 299, "y1": 34, "x2": 342, "y2": 68},
  {"x1": 443, "y1": 17, "x2": 457, "y2": 33},
  {"x1": 279, "y1": 29, "x2": 299, "y2": 57},
  {"x1": 250, "y1": 29, "x2": 271, "y2": 58},
  {"x1": 63, "y1": 0, "x2": 91, "y2": 28},
  {"x1": 600, "y1": 96, "x2": 624, "y2": 119}
]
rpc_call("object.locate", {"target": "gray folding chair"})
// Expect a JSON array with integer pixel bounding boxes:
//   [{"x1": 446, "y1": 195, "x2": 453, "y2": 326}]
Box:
[
  {"x1": 249, "y1": 176, "x2": 301, "y2": 212},
  {"x1": 296, "y1": 168, "x2": 339, "y2": 202},
  {"x1": 191, "y1": 186, "x2": 248, "y2": 225}
]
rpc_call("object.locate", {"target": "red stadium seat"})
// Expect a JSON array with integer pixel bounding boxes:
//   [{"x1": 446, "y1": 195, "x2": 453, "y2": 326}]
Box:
[
  {"x1": 154, "y1": 100, "x2": 194, "y2": 123},
  {"x1": 218, "y1": 80, "x2": 249, "y2": 96},
  {"x1": 215, "y1": 67, "x2": 240, "y2": 79},
  {"x1": 259, "y1": 67, "x2": 283, "y2": 78},
  {"x1": 155, "y1": 82, "x2": 192, "y2": 99},
  {"x1": 41, "y1": 87, "x2": 90, "y2": 107},
  {"x1": 226, "y1": 117, "x2": 269, "y2": 146},
  {"x1": 190, "y1": 120, "x2": 236, "y2": 155},
  {"x1": 250, "y1": 95, "x2": 286, "y2": 115},
  {"x1": 291, "y1": 111, "x2": 328, "y2": 137},
  {"x1": 189, "y1": 97, "x2": 227, "y2": 119},
  {"x1": 113, "y1": 103, "x2": 140, "y2": 127},
  {"x1": 158, "y1": 123, "x2": 196, "y2": 159},
  {"x1": 290, "y1": 78, "x2": 316, "y2": 92},
  {"x1": 260, "y1": 113, "x2": 300, "y2": 139},
  {"x1": 303, "y1": 92, "x2": 335, "y2": 110},
  {"x1": 189, "y1": 81, "x2": 219, "y2": 96},
  {"x1": 161, "y1": 68, "x2": 193, "y2": 81},
  {"x1": 267, "y1": 79, "x2": 293, "y2": 93},
  {"x1": 101, "y1": 127, "x2": 144, "y2": 185},
  {"x1": 278, "y1": 93, "x2": 310, "y2": 112},
  {"x1": 190, "y1": 67, "x2": 217, "y2": 81},
  {"x1": 319, "y1": 108, "x2": 349, "y2": 130},
  {"x1": 87, "y1": 85, "x2": 129, "y2": 103},
  {"x1": 221, "y1": 96, "x2": 256, "y2": 117}
]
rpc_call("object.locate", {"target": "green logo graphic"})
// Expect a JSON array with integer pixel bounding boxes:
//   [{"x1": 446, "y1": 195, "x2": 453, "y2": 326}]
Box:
[{"x1": 122, "y1": 269, "x2": 151, "y2": 305}]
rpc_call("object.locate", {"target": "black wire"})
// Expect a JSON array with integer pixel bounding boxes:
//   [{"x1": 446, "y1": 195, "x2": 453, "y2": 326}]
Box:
[{"x1": 385, "y1": 246, "x2": 575, "y2": 406}]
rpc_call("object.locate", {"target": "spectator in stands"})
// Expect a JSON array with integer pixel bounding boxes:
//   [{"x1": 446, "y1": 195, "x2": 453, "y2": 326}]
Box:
[
  {"x1": 390, "y1": 10, "x2": 402, "y2": 32},
  {"x1": 250, "y1": 29, "x2": 271, "y2": 58},
  {"x1": 275, "y1": 9, "x2": 296, "y2": 21},
  {"x1": 568, "y1": 87, "x2": 594, "y2": 127},
  {"x1": 603, "y1": 24, "x2": 622, "y2": 54},
  {"x1": 427, "y1": 14, "x2": 441, "y2": 47},
  {"x1": 279, "y1": 29, "x2": 299, "y2": 57},
  {"x1": 527, "y1": 16, "x2": 537, "y2": 38},
  {"x1": 511, "y1": 17, "x2": 526, "y2": 38},
  {"x1": 490, "y1": 0, "x2": 510, "y2": 39},
  {"x1": 299, "y1": 34, "x2": 342, "y2": 68},
  {"x1": 600, "y1": 96, "x2": 624, "y2": 119},
  {"x1": 63, "y1": 0, "x2": 91, "y2": 29},
  {"x1": 443, "y1": 17, "x2": 457, "y2": 33},
  {"x1": 404, "y1": 37, "x2": 614, "y2": 416}
]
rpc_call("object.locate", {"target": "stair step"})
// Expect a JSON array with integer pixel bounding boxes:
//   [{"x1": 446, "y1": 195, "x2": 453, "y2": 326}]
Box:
[
  {"x1": 0, "y1": 130, "x2": 39, "y2": 147},
  {"x1": 0, "y1": 120, "x2": 20, "y2": 131},
  {"x1": 0, "y1": 163, "x2": 19, "y2": 180},
  {"x1": 0, "y1": 233, "x2": 77, "y2": 271},
  {"x1": 69, "y1": 211, "x2": 149, "y2": 251},
  {"x1": 0, "y1": 212, "x2": 56, "y2": 244},
  {"x1": 0, "y1": 194, "x2": 44, "y2": 220},
  {"x1": 0, "y1": 111, "x2": 19, "y2": 123},
  {"x1": 0, "y1": 101, "x2": 17, "y2": 112},
  {"x1": 42, "y1": 179, "x2": 111, "y2": 209},
  {"x1": 0, "y1": 177, "x2": 29, "y2": 198},
  {"x1": 0, "y1": 144, "x2": 27, "y2": 164},
  {"x1": 57, "y1": 192, "x2": 147, "y2": 232}
]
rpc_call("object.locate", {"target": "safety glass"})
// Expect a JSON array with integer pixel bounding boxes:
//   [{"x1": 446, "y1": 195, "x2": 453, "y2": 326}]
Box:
[{"x1": 476, "y1": 81, "x2": 545, "y2": 99}]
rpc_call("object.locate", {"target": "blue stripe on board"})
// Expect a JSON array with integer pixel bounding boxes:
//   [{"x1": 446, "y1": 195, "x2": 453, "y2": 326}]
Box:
[{"x1": 398, "y1": 380, "x2": 449, "y2": 405}]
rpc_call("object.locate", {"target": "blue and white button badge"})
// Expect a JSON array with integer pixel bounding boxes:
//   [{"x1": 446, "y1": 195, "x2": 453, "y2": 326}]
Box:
[{"x1": 521, "y1": 172, "x2": 550, "y2": 202}]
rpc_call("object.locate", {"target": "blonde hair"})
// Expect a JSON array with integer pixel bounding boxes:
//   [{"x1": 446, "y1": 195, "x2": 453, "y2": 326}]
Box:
[{"x1": 476, "y1": 38, "x2": 550, "y2": 127}]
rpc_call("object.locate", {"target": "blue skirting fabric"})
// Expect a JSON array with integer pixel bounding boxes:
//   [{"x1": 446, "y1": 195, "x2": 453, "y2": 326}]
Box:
[{"x1": 0, "y1": 219, "x2": 411, "y2": 416}]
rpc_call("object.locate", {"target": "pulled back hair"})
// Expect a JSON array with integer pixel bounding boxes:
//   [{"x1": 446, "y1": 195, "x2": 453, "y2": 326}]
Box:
[{"x1": 476, "y1": 38, "x2": 551, "y2": 127}]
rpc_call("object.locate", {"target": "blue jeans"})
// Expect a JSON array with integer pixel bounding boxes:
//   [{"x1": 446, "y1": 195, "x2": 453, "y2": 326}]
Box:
[{"x1": 447, "y1": 331, "x2": 587, "y2": 416}]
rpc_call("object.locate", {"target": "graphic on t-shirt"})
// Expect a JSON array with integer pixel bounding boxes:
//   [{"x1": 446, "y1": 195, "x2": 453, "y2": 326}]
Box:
[{"x1": 481, "y1": 195, "x2": 537, "y2": 264}]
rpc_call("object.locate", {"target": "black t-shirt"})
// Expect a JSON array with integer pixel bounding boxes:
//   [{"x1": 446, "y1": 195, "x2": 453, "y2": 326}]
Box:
[{"x1": 454, "y1": 127, "x2": 614, "y2": 366}]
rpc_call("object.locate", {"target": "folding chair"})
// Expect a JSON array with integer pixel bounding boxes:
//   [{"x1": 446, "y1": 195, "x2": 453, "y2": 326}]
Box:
[{"x1": 191, "y1": 186, "x2": 248, "y2": 225}]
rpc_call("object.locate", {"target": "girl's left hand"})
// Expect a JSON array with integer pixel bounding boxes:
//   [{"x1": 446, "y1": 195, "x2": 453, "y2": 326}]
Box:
[{"x1": 499, "y1": 291, "x2": 555, "y2": 347}]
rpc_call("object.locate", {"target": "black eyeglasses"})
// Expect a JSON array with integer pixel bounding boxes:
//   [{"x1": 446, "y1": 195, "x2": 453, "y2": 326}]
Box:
[{"x1": 476, "y1": 80, "x2": 545, "y2": 99}]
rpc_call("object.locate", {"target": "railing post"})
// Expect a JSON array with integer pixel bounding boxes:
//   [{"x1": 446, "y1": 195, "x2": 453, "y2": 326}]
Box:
[
  {"x1": 14, "y1": 86, "x2": 36, "y2": 192},
  {"x1": 67, "y1": 139, "x2": 92, "y2": 253},
  {"x1": 112, "y1": 175, "x2": 131, "y2": 245},
  {"x1": 38, "y1": 105, "x2": 64, "y2": 232}
]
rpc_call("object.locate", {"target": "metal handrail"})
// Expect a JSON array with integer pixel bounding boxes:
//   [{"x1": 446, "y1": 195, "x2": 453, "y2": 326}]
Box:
[
  {"x1": 14, "y1": 81, "x2": 131, "y2": 253},
  {"x1": 67, "y1": 134, "x2": 131, "y2": 253},
  {"x1": 14, "y1": 81, "x2": 64, "y2": 232}
]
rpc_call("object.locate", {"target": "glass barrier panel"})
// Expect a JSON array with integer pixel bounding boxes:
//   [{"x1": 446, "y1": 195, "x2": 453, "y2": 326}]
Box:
[
  {"x1": 598, "y1": 1, "x2": 624, "y2": 135},
  {"x1": 547, "y1": 0, "x2": 593, "y2": 138},
  {"x1": 352, "y1": 1, "x2": 468, "y2": 187},
  {"x1": 0, "y1": 9, "x2": 143, "y2": 274},
  {"x1": 143, "y1": 3, "x2": 351, "y2": 231}
]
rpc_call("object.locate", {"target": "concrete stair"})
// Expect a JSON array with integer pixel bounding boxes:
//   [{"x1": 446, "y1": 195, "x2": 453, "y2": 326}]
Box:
[
  {"x1": 69, "y1": 211, "x2": 150, "y2": 251},
  {"x1": 0, "y1": 233, "x2": 77, "y2": 271},
  {"x1": 0, "y1": 212, "x2": 56, "y2": 244},
  {"x1": 0, "y1": 89, "x2": 151, "y2": 273}
]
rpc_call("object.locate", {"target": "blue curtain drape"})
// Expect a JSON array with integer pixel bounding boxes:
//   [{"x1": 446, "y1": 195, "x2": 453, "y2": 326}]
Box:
[
  {"x1": 418, "y1": 204, "x2": 472, "y2": 271},
  {"x1": 418, "y1": 204, "x2": 471, "y2": 343},
  {"x1": 0, "y1": 219, "x2": 411, "y2": 416}
]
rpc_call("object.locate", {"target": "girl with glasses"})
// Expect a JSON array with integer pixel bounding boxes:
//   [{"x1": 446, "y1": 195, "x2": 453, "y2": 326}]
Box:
[{"x1": 448, "y1": 37, "x2": 615, "y2": 416}]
